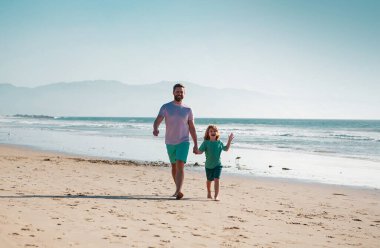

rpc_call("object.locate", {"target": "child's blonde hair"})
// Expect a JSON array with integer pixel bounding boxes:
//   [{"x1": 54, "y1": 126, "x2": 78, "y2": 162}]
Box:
[{"x1": 204, "y1": 125, "x2": 220, "y2": 140}]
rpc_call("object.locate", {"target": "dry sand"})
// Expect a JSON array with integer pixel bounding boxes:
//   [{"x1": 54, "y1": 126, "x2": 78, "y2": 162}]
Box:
[{"x1": 0, "y1": 144, "x2": 379, "y2": 247}]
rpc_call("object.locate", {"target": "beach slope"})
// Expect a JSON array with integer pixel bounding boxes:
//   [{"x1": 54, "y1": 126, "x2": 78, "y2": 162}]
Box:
[{"x1": 0, "y1": 145, "x2": 379, "y2": 247}]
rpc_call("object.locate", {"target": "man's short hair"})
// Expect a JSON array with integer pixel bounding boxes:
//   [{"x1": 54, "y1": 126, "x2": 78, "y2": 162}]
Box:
[{"x1": 173, "y1": 83, "x2": 185, "y2": 92}]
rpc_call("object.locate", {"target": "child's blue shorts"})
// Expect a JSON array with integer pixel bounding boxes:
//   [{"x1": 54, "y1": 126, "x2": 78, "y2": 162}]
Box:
[{"x1": 205, "y1": 166, "x2": 222, "y2": 181}]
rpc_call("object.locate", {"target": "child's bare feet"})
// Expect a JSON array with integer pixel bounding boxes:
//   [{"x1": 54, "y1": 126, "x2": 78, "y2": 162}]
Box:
[{"x1": 176, "y1": 192, "x2": 184, "y2": 200}]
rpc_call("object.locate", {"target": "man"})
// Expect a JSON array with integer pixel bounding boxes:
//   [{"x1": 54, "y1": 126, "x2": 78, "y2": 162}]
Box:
[{"x1": 153, "y1": 83, "x2": 198, "y2": 200}]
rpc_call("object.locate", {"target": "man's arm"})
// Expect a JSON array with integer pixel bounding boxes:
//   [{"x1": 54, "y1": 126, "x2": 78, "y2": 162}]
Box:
[
  {"x1": 188, "y1": 119, "x2": 198, "y2": 152},
  {"x1": 153, "y1": 115, "x2": 164, "y2": 136}
]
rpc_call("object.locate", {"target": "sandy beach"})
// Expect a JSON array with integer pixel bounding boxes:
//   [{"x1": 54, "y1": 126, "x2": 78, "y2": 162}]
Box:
[{"x1": 0, "y1": 144, "x2": 379, "y2": 247}]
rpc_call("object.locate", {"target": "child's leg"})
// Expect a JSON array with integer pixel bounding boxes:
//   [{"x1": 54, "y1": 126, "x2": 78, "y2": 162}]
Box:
[
  {"x1": 213, "y1": 166, "x2": 222, "y2": 201},
  {"x1": 205, "y1": 168, "x2": 213, "y2": 199},
  {"x1": 214, "y1": 178, "x2": 220, "y2": 201},
  {"x1": 206, "y1": 180, "x2": 212, "y2": 199}
]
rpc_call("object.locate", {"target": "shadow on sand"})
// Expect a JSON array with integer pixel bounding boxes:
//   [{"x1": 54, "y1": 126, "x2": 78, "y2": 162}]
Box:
[{"x1": 0, "y1": 194, "x2": 209, "y2": 201}]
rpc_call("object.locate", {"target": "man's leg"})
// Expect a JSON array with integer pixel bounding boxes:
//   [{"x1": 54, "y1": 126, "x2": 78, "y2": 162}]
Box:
[
  {"x1": 171, "y1": 163, "x2": 176, "y2": 183},
  {"x1": 174, "y1": 142, "x2": 189, "y2": 200},
  {"x1": 171, "y1": 163, "x2": 177, "y2": 196},
  {"x1": 175, "y1": 160, "x2": 185, "y2": 199},
  {"x1": 166, "y1": 144, "x2": 177, "y2": 196}
]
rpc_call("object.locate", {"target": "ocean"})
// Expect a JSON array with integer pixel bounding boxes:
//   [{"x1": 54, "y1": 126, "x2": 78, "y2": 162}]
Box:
[{"x1": 1, "y1": 115, "x2": 380, "y2": 188}]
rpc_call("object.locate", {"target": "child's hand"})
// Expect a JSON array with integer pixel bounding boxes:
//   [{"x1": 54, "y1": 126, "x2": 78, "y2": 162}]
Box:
[
  {"x1": 194, "y1": 148, "x2": 203, "y2": 154},
  {"x1": 228, "y1": 133, "x2": 234, "y2": 143}
]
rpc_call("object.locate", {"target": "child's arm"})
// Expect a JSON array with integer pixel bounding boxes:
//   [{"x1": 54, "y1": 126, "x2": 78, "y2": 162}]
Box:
[
  {"x1": 224, "y1": 133, "x2": 234, "y2": 151},
  {"x1": 195, "y1": 141, "x2": 205, "y2": 155}
]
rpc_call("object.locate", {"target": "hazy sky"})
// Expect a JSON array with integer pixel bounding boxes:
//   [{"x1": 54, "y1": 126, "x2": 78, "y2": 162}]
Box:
[{"x1": 1, "y1": 0, "x2": 379, "y2": 104}]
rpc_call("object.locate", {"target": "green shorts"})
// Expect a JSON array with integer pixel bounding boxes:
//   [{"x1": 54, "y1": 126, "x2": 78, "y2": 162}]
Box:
[
  {"x1": 166, "y1": 142, "x2": 190, "y2": 164},
  {"x1": 205, "y1": 166, "x2": 222, "y2": 181}
]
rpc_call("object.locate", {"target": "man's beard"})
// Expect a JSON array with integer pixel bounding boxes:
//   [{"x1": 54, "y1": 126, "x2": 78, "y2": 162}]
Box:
[{"x1": 174, "y1": 95, "x2": 183, "y2": 102}]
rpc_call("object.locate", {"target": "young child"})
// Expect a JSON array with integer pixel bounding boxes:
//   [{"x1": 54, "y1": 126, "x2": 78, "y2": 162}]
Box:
[{"x1": 195, "y1": 125, "x2": 234, "y2": 201}]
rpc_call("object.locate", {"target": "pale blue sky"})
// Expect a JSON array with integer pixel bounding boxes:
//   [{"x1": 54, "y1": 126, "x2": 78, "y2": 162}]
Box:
[{"x1": 1, "y1": 0, "x2": 379, "y2": 113}]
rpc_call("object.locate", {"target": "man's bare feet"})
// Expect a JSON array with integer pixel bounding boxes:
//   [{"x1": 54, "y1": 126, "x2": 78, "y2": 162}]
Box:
[
  {"x1": 207, "y1": 193, "x2": 212, "y2": 199},
  {"x1": 214, "y1": 196, "x2": 220, "y2": 201},
  {"x1": 176, "y1": 192, "x2": 184, "y2": 200}
]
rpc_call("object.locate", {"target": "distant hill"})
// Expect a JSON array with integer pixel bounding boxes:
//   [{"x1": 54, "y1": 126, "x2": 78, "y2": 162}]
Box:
[
  {"x1": 0, "y1": 80, "x2": 377, "y2": 118},
  {"x1": 0, "y1": 80, "x2": 269, "y2": 117}
]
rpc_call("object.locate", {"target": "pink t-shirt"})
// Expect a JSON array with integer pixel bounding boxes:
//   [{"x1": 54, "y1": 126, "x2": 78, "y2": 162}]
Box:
[{"x1": 158, "y1": 101, "x2": 194, "y2": 145}]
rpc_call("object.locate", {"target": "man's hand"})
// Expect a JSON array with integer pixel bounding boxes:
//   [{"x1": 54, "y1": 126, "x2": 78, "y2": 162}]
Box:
[
  {"x1": 193, "y1": 145, "x2": 198, "y2": 154},
  {"x1": 153, "y1": 115, "x2": 164, "y2": 137},
  {"x1": 153, "y1": 129, "x2": 159, "y2": 136}
]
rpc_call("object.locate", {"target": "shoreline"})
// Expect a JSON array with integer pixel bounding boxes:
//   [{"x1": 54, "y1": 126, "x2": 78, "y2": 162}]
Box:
[
  {"x1": 1, "y1": 143, "x2": 379, "y2": 192},
  {"x1": 2, "y1": 116, "x2": 380, "y2": 189},
  {"x1": 1, "y1": 144, "x2": 380, "y2": 247}
]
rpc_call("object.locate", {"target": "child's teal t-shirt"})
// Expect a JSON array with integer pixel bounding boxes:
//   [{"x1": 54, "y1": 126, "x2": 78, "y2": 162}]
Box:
[{"x1": 199, "y1": 140, "x2": 227, "y2": 169}]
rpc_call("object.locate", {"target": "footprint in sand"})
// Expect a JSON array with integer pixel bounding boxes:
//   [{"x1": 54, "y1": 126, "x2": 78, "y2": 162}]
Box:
[
  {"x1": 228, "y1": 215, "x2": 247, "y2": 223},
  {"x1": 333, "y1": 193, "x2": 347, "y2": 196},
  {"x1": 224, "y1": 226, "x2": 240, "y2": 230},
  {"x1": 113, "y1": 234, "x2": 127, "y2": 238},
  {"x1": 238, "y1": 234, "x2": 249, "y2": 239},
  {"x1": 176, "y1": 215, "x2": 187, "y2": 221},
  {"x1": 192, "y1": 233, "x2": 202, "y2": 237},
  {"x1": 286, "y1": 221, "x2": 302, "y2": 225}
]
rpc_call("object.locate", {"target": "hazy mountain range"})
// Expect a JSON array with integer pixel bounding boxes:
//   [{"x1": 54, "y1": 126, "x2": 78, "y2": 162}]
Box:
[{"x1": 0, "y1": 80, "x2": 378, "y2": 119}]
